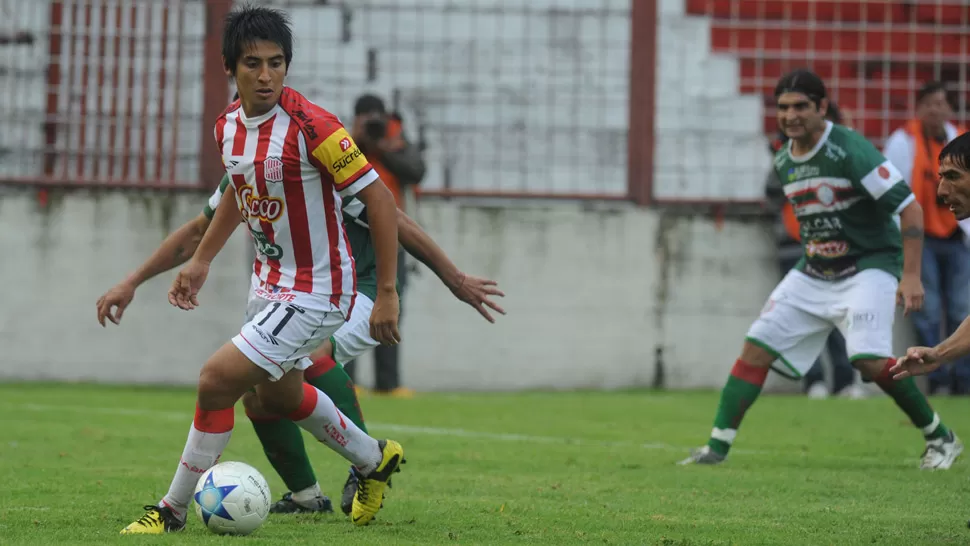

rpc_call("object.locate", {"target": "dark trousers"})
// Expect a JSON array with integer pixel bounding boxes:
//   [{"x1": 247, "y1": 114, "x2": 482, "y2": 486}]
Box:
[
  {"x1": 344, "y1": 247, "x2": 408, "y2": 391},
  {"x1": 778, "y1": 256, "x2": 855, "y2": 394},
  {"x1": 910, "y1": 235, "x2": 970, "y2": 394}
]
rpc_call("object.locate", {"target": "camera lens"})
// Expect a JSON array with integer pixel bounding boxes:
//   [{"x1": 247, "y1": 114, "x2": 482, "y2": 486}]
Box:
[{"x1": 365, "y1": 119, "x2": 387, "y2": 140}]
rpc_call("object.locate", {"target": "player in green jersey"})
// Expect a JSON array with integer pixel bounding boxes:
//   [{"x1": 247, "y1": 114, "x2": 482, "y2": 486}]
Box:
[
  {"x1": 97, "y1": 175, "x2": 505, "y2": 516},
  {"x1": 680, "y1": 69, "x2": 961, "y2": 469}
]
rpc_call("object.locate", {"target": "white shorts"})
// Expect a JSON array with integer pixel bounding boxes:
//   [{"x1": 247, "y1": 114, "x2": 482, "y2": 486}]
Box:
[
  {"x1": 232, "y1": 281, "x2": 346, "y2": 381},
  {"x1": 746, "y1": 268, "x2": 898, "y2": 378},
  {"x1": 331, "y1": 293, "x2": 378, "y2": 364}
]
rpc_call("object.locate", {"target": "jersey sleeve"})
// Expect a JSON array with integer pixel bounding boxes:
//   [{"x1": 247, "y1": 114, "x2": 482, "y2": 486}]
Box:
[
  {"x1": 341, "y1": 196, "x2": 370, "y2": 229},
  {"x1": 301, "y1": 115, "x2": 378, "y2": 198},
  {"x1": 202, "y1": 175, "x2": 233, "y2": 219},
  {"x1": 846, "y1": 135, "x2": 915, "y2": 214}
]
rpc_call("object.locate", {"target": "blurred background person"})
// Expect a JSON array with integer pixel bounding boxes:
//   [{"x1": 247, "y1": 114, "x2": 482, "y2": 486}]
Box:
[
  {"x1": 883, "y1": 82, "x2": 970, "y2": 395},
  {"x1": 344, "y1": 93, "x2": 427, "y2": 397}
]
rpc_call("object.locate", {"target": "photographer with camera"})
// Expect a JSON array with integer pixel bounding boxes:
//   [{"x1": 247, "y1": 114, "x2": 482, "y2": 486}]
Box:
[{"x1": 346, "y1": 93, "x2": 427, "y2": 397}]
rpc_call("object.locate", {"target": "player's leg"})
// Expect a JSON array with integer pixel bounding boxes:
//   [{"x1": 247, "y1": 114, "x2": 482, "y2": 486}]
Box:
[
  {"x1": 243, "y1": 389, "x2": 334, "y2": 514},
  {"x1": 248, "y1": 340, "x2": 368, "y2": 515},
  {"x1": 121, "y1": 342, "x2": 272, "y2": 534},
  {"x1": 255, "y1": 367, "x2": 403, "y2": 526},
  {"x1": 841, "y1": 269, "x2": 961, "y2": 469},
  {"x1": 247, "y1": 295, "x2": 376, "y2": 515},
  {"x1": 680, "y1": 271, "x2": 832, "y2": 464}
]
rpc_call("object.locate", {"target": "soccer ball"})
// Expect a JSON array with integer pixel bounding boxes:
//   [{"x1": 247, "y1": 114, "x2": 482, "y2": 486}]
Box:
[{"x1": 193, "y1": 461, "x2": 271, "y2": 535}]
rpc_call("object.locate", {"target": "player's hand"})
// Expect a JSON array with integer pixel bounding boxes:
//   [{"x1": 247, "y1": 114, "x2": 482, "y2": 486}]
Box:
[
  {"x1": 890, "y1": 346, "x2": 942, "y2": 379},
  {"x1": 96, "y1": 280, "x2": 136, "y2": 326},
  {"x1": 168, "y1": 259, "x2": 209, "y2": 310},
  {"x1": 449, "y1": 272, "x2": 506, "y2": 323},
  {"x1": 897, "y1": 274, "x2": 924, "y2": 315},
  {"x1": 370, "y1": 287, "x2": 401, "y2": 345}
]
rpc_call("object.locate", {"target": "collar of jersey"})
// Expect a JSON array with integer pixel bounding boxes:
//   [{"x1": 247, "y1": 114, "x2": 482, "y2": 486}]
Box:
[
  {"x1": 238, "y1": 103, "x2": 281, "y2": 128},
  {"x1": 787, "y1": 120, "x2": 833, "y2": 164}
]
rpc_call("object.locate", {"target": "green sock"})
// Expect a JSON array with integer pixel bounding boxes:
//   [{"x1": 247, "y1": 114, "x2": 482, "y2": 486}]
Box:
[
  {"x1": 875, "y1": 367, "x2": 949, "y2": 440},
  {"x1": 249, "y1": 416, "x2": 317, "y2": 493},
  {"x1": 306, "y1": 354, "x2": 368, "y2": 433},
  {"x1": 707, "y1": 359, "x2": 770, "y2": 456}
]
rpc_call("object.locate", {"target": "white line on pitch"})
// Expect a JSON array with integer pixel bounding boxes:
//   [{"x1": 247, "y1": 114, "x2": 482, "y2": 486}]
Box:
[{"x1": 11, "y1": 402, "x2": 916, "y2": 466}]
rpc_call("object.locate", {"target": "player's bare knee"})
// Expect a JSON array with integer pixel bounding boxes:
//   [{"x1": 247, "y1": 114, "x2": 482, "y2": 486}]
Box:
[
  {"x1": 255, "y1": 371, "x2": 305, "y2": 416},
  {"x1": 242, "y1": 391, "x2": 276, "y2": 420},
  {"x1": 739, "y1": 341, "x2": 776, "y2": 368}
]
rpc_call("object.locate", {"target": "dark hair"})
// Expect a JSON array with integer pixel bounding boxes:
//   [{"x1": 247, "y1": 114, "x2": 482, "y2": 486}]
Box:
[
  {"x1": 917, "y1": 81, "x2": 947, "y2": 104},
  {"x1": 825, "y1": 101, "x2": 843, "y2": 124},
  {"x1": 222, "y1": 4, "x2": 293, "y2": 75},
  {"x1": 774, "y1": 69, "x2": 827, "y2": 107},
  {"x1": 940, "y1": 132, "x2": 970, "y2": 172},
  {"x1": 354, "y1": 94, "x2": 386, "y2": 116}
]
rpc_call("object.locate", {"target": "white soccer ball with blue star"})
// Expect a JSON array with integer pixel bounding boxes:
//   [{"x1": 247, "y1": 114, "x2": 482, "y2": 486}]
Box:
[{"x1": 193, "y1": 461, "x2": 271, "y2": 535}]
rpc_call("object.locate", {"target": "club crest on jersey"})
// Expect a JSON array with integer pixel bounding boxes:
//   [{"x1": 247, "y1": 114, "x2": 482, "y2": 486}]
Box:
[
  {"x1": 264, "y1": 156, "x2": 284, "y2": 183},
  {"x1": 237, "y1": 185, "x2": 285, "y2": 223},
  {"x1": 339, "y1": 137, "x2": 351, "y2": 152},
  {"x1": 815, "y1": 184, "x2": 836, "y2": 206}
]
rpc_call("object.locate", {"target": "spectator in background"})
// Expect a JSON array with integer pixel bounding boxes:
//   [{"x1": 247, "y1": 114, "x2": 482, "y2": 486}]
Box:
[
  {"x1": 884, "y1": 82, "x2": 970, "y2": 395},
  {"x1": 765, "y1": 101, "x2": 863, "y2": 399},
  {"x1": 344, "y1": 93, "x2": 427, "y2": 397}
]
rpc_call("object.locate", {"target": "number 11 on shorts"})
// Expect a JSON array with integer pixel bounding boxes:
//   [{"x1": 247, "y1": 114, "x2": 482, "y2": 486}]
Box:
[{"x1": 257, "y1": 302, "x2": 306, "y2": 336}]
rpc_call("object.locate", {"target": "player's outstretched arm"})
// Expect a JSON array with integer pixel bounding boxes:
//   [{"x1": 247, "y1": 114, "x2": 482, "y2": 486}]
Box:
[
  {"x1": 354, "y1": 181, "x2": 401, "y2": 345},
  {"x1": 892, "y1": 315, "x2": 970, "y2": 379},
  {"x1": 396, "y1": 209, "x2": 506, "y2": 322},
  {"x1": 168, "y1": 188, "x2": 241, "y2": 310},
  {"x1": 897, "y1": 200, "x2": 925, "y2": 315},
  {"x1": 96, "y1": 213, "x2": 212, "y2": 326}
]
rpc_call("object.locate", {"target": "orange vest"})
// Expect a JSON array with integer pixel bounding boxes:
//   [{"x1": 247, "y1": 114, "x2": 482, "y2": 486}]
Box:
[
  {"x1": 370, "y1": 119, "x2": 405, "y2": 210},
  {"x1": 905, "y1": 119, "x2": 962, "y2": 239},
  {"x1": 781, "y1": 201, "x2": 801, "y2": 241},
  {"x1": 772, "y1": 136, "x2": 802, "y2": 242}
]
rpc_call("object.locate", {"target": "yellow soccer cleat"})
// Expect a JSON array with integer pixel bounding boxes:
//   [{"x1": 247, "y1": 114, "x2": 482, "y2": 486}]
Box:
[
  {"x1": 351, "y1": 439, "x2": 405, "y2": 526},
  {"x1": 120, "y1": 505, "x2": 185, "y2": 534}
]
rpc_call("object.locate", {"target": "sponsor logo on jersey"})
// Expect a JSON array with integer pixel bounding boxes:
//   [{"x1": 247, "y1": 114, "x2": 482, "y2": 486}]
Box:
[
  {"x1": 805, "y1": 240, "x2": 849, "y2": 258},
  {"x1": 878, "y1": 165, "x2": 890, "y2": 179},
  {"x1": 237, "y1": 185, "x2": 285, "y2": 223},
  {"x1": 787, "y1": 165, "x2": 821, "y2": 182},
  {"x1": 310, "y1": 127, "x2": 370, "y2": 186},
  {"x1": 250, "y1": 230, "x2": 284, "y2": 260},
  {"x1": 264, "y1": 156, "x2": 284, "y2": 183},
  {"x1": 332, "y1": 147, "x2": 363, "y2": 173},
  {"x1": 289, "y1": 108, "x2": 319, "y2": 140},
  {"x1": 254, "y1": 286, "x2": 297, "y2": 303}
]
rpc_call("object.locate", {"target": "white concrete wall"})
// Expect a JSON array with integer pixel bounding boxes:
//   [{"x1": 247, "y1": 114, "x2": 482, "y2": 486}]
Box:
[{"x1": 0, "y1": 189, "x2": 918, "y2": 391}]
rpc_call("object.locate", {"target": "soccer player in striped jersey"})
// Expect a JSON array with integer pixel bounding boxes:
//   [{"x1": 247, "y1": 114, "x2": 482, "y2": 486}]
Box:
[
  {"x1": 114, "y1": 5, "x2": 405, "y2": 533},
  {"x1": 680, "y1": 69, "x2": 961, "y2": 469},
  {"x1": 97, "y1": 174, "x2": 505, "y2": 516}
]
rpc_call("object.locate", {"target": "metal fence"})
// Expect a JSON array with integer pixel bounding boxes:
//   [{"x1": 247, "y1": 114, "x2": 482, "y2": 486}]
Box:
[
  {"x1": 14, "y1": 1, "x2": 966, "y2": 205},
  {"x1": 0, "y1": 0, "x2": 208, "y2": 188}
]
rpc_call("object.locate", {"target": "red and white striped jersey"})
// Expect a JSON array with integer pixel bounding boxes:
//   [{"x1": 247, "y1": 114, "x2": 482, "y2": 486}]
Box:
[{"x1": 214, "y1": 87, "x2": 378, "y2": 314}]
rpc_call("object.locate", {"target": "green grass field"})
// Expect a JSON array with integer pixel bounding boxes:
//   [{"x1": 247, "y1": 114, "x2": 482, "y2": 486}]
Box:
[{"x1": 2, "y1": 382, "x2": 970, "y2": 545}]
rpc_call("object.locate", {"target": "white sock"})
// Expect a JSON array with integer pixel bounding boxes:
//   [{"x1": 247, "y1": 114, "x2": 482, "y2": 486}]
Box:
[
  {"x1": 291, "y1": 483, "x2": 322, "y2": 505},
  {"x1": 288, "y1": 384, "x2": 382, "y2": 474},
  {"x1": 159, "y1": 407, "x2": 234, "y2": 520}
]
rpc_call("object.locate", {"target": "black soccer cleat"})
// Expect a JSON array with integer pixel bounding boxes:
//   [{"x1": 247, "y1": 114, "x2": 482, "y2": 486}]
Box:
[{"x1": 269, "y1": 492, "x2": 334, "y2": 514}]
